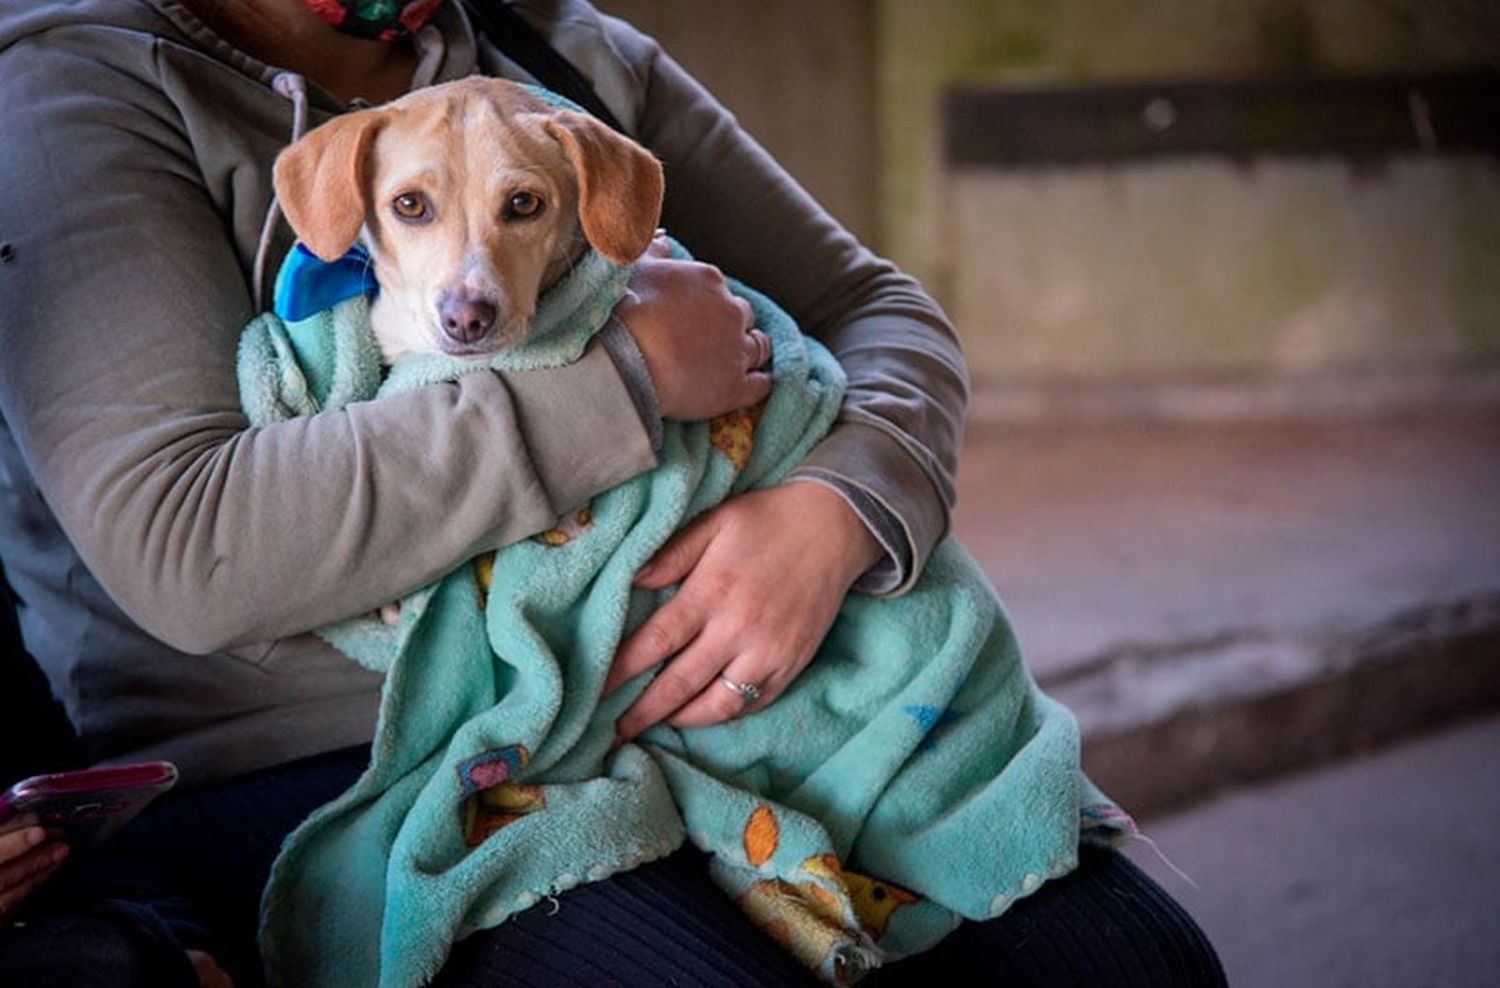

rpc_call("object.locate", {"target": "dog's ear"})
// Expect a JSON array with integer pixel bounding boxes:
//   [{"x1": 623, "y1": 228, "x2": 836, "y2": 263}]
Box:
[
  {"x1": 541, "y1": 110, "x2": 663, "y2": 264},
  {"x1": 273, "y1": 110, "x2": 384, "y2": 262}
]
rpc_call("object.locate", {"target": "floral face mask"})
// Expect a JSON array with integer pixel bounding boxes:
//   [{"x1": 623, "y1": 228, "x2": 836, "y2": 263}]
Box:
[{"x1": 304, "y1": 0, "x2": 445, "y2": 42}]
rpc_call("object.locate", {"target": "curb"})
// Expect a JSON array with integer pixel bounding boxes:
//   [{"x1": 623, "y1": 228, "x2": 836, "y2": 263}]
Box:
[{"x1": 1044, "y1": 592, "x2": 1500, "y2": 820}]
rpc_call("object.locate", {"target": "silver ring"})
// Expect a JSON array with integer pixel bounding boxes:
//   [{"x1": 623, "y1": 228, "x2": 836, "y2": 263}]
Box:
[{"x1": 719, "y1": 676, "x2": 762, "y2": 704}]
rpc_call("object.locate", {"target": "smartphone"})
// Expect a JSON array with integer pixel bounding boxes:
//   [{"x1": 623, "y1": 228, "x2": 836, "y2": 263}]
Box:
[{"x1": 0, "y1": 761, "x2": 178, "y2": 848}]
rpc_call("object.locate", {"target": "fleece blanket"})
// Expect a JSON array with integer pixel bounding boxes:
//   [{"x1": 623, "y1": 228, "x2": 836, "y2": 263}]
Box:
[{"x1": 238, "y1": 239, "x2": 1133, "y2": 987}]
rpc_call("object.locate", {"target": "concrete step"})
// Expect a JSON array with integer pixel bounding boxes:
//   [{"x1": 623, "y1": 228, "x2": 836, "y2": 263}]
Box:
[{"x1": 952, "y1": 413, "x2": 1500, "y2": 818}]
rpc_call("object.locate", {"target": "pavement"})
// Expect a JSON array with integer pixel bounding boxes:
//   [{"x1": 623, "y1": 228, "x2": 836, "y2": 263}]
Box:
[
  {"x1": 1122, "y1": 713, "x2": 1500, "y2": 988},
  {"x1": 951, "y1": 413, "x2": 1500, "y2": 815},
  {"x1": 949, "y1": 409, "x2": 1500, "y2": 986}
]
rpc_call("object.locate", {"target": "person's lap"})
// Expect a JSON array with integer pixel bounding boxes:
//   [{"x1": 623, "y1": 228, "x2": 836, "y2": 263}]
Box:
[{"x1": 6, "y1": 745, "x2": 1223, "y2": 987}]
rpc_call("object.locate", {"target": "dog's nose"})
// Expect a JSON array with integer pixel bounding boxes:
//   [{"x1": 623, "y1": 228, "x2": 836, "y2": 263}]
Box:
[{"x1": 439, "y1": 295, "x2": 498, "y2": 345}]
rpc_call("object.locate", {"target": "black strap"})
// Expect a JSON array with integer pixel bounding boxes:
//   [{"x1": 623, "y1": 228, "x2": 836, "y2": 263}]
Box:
[{"x1": 460, "y1": 0, "x2": 628, "y2": 134}]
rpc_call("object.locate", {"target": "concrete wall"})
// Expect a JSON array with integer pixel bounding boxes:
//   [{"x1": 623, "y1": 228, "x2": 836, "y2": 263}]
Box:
[
  {"x1": 880, "y1": 0, "x2": 1500, "y2": 396},
  {"x1": 952, "y1": 158, "x2": 1500, "y2": 389},
  {"x1": 595, "y1": 0, "x2": 878, "y2": 244},
  {"x1": 596, "y1": 1, "x2": 1500, "y2": 400},
  {"x1": 878, "y1": 0, "x2": 1500, "y2": 289}
]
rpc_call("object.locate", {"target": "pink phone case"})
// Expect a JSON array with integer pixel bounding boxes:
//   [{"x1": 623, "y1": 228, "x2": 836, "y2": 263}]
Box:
[{"x1": 0, "y1": 761, "x2": 178, "y2": 848}]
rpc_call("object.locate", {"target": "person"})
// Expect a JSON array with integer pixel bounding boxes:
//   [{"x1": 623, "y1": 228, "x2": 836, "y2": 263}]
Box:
[{"x1": 0, "y1": 0, "x2": 1225, "y2": 985}]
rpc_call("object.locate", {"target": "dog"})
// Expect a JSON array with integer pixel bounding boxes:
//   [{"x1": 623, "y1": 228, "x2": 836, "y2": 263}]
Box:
[
  {"x1": 272, "y1": 76, "x2": 664, "y2": 364},
  {"x1": 272, "y1": 77, "x2": 665, "y2": 622}
]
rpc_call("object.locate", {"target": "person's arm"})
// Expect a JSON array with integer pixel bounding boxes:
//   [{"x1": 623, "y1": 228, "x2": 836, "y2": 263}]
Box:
[
  {"x1": 0, "y1": 37, "x2": 660, "y2": 654},
  {"x1": 627, "y1": 41, "x2": 969, "y2": 594},
  {"x1": 583, "y1": 12, "x2": 970, "y2": 738}
]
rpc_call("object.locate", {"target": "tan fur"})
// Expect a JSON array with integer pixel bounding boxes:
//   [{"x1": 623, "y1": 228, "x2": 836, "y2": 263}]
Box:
[
  {"x1": 542, "y1": 109, "x2": 664, "y2": 264},
  {"x1": 272, "y1": 78, "x2": 664, "y2": 362}
]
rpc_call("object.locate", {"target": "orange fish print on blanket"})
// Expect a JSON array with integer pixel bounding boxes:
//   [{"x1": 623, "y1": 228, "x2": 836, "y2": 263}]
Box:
[
  {"x1": 710, "y1": 402, "x2": 765, "y2": 472},
  {"x1": 458, "y1": 745, "x2": 546, "y2": 847},
  {"x1": 744, "y1": 803, "x2": 779, "y2": 867}
]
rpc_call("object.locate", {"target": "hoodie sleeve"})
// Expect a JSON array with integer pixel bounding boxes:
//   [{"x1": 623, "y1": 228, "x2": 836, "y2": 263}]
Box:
[{"x1": 0, "y1": 33, "x2": 656, "y2": 654}]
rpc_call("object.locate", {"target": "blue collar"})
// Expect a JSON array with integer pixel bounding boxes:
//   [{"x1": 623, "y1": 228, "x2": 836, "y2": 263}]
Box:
[{"x1": 273, "y1": 243, "x2": 378, "y2": 322}]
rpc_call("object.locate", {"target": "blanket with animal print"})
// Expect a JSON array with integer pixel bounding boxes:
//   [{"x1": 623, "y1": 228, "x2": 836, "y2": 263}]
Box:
[{"x1": 238, "y1": 239, "x2": 1132, "y2": 988}]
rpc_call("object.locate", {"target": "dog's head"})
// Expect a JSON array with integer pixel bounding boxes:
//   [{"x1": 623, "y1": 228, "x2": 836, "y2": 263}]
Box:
[{"x1": 273, "y1": 77, "x2": 663, "y2": 361}]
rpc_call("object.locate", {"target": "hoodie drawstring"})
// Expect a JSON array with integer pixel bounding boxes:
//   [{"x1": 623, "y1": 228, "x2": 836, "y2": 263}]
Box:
[
  {"x1": 252, "y1": 26, "x2": 444, "y2": 309},
  {"x1": 252, "y1": 71, "x2": 310, "y2": 309}
]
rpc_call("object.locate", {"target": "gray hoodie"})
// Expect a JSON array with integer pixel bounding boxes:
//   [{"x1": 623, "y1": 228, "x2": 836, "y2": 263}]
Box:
[{"x1": 0, "y1": 0, "x2": 967, "y2": 786}]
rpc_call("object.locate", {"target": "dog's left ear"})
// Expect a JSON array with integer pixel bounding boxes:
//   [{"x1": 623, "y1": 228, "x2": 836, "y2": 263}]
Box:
[{"x1": 541, "y1": 110, "x2": 664, "y2": 264}]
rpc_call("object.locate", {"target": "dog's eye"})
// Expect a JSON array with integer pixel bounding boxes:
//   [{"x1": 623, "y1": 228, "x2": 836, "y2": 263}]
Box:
[
  {"x1": 392, "y1": 192, "x2": 430, "y2": 222},
  {"x1": 504, "y1": 191, "x2": 544, "y2": 221}
]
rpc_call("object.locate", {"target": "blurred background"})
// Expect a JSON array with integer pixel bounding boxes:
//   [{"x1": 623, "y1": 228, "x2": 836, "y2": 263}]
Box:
[{"x1": 602, "y1": 2, "x2": 1499, "y2": 985}]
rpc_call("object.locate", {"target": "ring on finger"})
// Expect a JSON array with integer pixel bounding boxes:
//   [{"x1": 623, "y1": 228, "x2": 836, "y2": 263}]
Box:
[{"x1": 719, "y1": 676, "x2": 762, "y2": 704}]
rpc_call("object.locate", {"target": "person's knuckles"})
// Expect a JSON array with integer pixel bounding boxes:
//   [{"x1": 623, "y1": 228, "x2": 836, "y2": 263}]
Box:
[
  {"x1": 715, "y1": 601, "x2": 768, "y2": 642},
  {"x1": 643, "y1": 668, "x2": 708, "y2": 712},
  {"x1": 684, "y1": 564, "x2": 739, "y2": 607},
  {"x1": 630, "y1": 619, "x2": 685, "y2": 665},
  {"x1": 696, "y1": 261, "x2": 726, "y2": 284}
]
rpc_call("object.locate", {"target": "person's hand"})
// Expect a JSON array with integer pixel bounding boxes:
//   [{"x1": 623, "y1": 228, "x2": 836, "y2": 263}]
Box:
[
  {"x1": 0, "y1": 813, "x2": 67, "y2": 923},
  {"x1": 615, "y1": 235, "x2": 773, "y2": 421},
  {"x1": 0, "y1": 814, "x2": 234, "y2": 985},
  {"x1": 604, "y1": 481, "x2": 883, "y2": 743}
]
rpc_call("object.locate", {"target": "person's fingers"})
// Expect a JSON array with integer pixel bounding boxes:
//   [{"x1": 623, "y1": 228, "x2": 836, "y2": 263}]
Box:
[
  {"x1": 0, "y1": 837, "x2": 65, "y2": 888},
  {"x1": 0, "y1": 867, "x2": 56, "y2": 920},
  {"x1": 632, "y1": 511, "x2": 719, "y2": 591},
  {"x1": 0, "y1": 822, "x2": 45, "y2": 864},
  {"x1": 644, "y1": 231, "x2": 671, "y2": 259},
  {"x1": 604, "y1": 578, "x2": 712, "y2": 697},
  {"x1": 745, "y1": 328, "x2": 772, "y2": 370},
  {"x1": 738, "y1": 370, "x2": 774, "y2": 407},
  {"x1": 666, "y1": 658, "x2": 779, "y2": 730},
  {"x1": 0, "y1": 841, "x2": 66, "y2": 918},
  {"x1": 613, "y1": 630, "x2": 736, "y2": 744},
  {"x1": 0, "y1": 812, "x2": 39, "y2": 837}
]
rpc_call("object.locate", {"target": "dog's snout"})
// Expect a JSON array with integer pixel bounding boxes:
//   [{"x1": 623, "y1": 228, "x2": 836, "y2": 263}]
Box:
[{"x1": 439, "y1": 295, "x2": 498, "y2": 345}]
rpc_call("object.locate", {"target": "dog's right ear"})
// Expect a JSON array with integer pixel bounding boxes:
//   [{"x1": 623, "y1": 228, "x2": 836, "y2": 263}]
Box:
[{"x1": 273, "y1": 110, "x2": 384, "y2": 262}]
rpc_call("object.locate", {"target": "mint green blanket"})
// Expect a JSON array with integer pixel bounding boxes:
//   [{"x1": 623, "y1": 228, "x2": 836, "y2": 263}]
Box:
[{"x1": 239, "y1": 242, "x2": 1131, "y2": 987}]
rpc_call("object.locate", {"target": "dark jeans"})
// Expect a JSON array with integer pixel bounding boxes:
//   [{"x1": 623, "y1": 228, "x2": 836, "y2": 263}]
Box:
[{"x1": 2, "y1": 745, "x2": 1224, "y2": 987}]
